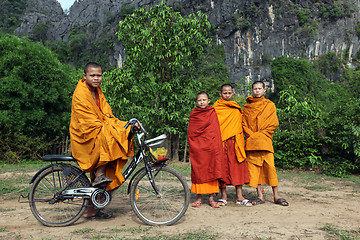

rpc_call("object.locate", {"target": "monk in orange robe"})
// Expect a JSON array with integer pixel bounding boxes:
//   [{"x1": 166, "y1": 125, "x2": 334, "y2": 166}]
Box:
[
  {"x1": 213, "y1": 84, "x2": 252, "y2": 207},
  {"x1": 70, "y1": 62, "x2": 135, "y2": 218},
  {"x1": 188, "y1": 92, "x2": 226, "y2": 208},
  {"x1": 243, "y1": 81, "x2": 288, "y2": 206}
]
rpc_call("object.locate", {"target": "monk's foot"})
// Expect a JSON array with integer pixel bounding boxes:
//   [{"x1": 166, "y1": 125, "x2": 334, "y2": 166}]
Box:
[
  {"x1": 217, "y1": 199, "x2": 227, "y2": 206},
  {"x1": 84, "y1": 210, "x2": 112, "y2": 220},
  {"x1": 274, "y1": 198, "x2": 289, "y2": 206},
  {"x1": 236, "y1": 199, "x2": 252, "y2": 207},
  {"x1": 92, "y1": 174, "x2": 112, "y2": 187},
  {"x1": 209, "y1": 201, "x2": 220, "y2": 208},
  {"x1": 252, "y1": 197, "x2": 265, "y2": 205},
  {"x1": 192, "y1": 201, "x2": 202, "y2": 207}
]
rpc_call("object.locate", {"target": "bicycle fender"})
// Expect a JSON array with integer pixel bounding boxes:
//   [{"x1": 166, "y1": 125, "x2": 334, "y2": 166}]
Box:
[
  {"x1": 29, "y1": 163, "x2": 74, "y2": 184},
  {"x1": 127, "y1": 167, "x2": 146, "y2": 194}
]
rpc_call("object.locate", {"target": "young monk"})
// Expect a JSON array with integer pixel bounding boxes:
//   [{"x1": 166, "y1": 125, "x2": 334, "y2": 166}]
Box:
[
  {"x1": 242, "y1": 81, "x2": 289, "y2": 206},
  {"x1": 70, "y1": 62, "x2": 137, "y2": 219},
  {"x1": 213, "y1": 84, "x2": 252, "y2": 207},
  {"x1": 188, "y1": 92, "x2": 225, "y2": 208}
]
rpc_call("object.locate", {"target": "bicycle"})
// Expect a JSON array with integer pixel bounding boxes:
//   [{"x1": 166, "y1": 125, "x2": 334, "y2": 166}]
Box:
[{"x1": 20, "y1": 118, "x2": 190, "y2": 227}]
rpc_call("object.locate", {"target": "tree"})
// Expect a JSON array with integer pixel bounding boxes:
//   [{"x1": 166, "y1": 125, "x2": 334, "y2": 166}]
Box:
[
  {"x1": 0, "y1": 33, "x2": 78, "y2": 162},
  {"x1": 103, "y1": 2, "x2": 211, "y2": 160}
]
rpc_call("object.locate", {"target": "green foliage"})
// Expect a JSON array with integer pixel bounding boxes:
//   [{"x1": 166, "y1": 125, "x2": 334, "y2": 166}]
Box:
[
  {"x1": 271, "y1": 55, "x2": 360, "y2": 176},
  {"x1": 274, "y1": 89, "x2": 322, "y2": 169},
  {"x1": 30, "y1": 22, "x2": 48, "y2": 43},
  {"x1": 297, "y1": 8, "x2": 309, "y2": 26},
  {"x1": 319, "y1": 1, "x2": 355, "y2": 20},
  {"x1": 313, "y1": 52, "x2": 342, "y2": 78},
  {"x1": 0, "y1": 33, "x2": 77, "y2": 162},
  {"x1": 321, "y1": 98, "x2": 360, "y2": 176},
  {"x1": 119, "y1": 3, "x2": 135, "y2": 17},
  {"x1": 356, "y1": 23, "x2": 360, "y2": 38},
  {"x1": 104, "y1": 2, "x2": 211, "y2": 138},
  {"x1": 195, "y1": 44, "x2": 229, "y2": 104},
  {"x1": 0, "y1": 0, "x2": 27, "y2": 33}
]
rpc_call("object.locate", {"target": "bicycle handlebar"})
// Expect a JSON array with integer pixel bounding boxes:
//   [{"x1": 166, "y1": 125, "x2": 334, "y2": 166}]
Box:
[{"x1": 124, "y1": 118, "x2": 148, "y2": 135}]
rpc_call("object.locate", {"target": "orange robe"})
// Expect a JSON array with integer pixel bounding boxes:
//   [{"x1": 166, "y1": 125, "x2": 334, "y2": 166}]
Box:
[
  {"x1": 69, "y1": 79, "x2": 134, "y2": 190},
  {"x1": 243, "y1": 96, "x2": 279, "y2": 187},
  {"x1": 213, "y1": 98, "x2": 246, "y2": 162},
  {"x1": 243, "y1": 96, "x2": 279, "y2": 153},
  {"x1": 188, "y1": 106, "x2": 226, "y2": 194},
  {"x1": 213, "y1": 98, "x2": 249, "y2": 187}
]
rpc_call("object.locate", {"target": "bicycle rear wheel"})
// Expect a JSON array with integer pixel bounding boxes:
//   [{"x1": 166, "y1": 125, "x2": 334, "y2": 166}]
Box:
[
  {"x1": 129, "y1": 165, "x2": 190, "y2": 226},
  {"x1": 29, "y1": 164, "x2": 90, "y2": 227}
]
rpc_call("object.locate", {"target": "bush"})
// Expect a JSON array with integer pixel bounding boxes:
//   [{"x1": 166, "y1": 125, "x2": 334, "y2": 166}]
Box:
[{"x1": 0, "y1": 33, "x2": 78, "y2": 162}]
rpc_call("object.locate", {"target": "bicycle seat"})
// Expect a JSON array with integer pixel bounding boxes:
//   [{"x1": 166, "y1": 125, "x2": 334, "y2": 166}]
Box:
[{"x1": 42, "y1": 155, "x2": 76, "y2": 162}]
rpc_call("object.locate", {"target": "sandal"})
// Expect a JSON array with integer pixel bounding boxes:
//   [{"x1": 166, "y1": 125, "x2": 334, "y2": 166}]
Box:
[
  {"x1": 85, "y1": 210, "x2": 112, "y2": 220},
  {"x1": 274, "y1": 198, "x2": 289, "y2": 206},
  {"x1": 217, "y1": 199, "x2": 227, "y2": 206},
  {"x1": 191, "y1": 201, "x2": 202, "y2": 207},
  {"x1": 252, "y1": 197, "x2": 265, "y2": 205},
  {"x1": 209, "y1": 201, "x2": 220, "y2": 208},
  {"x1": 236, "y1": 199, "x2": 252, "y2": 207},
  {"x1": 92, "y1": 174, "x2": 113, "y2": 187}
]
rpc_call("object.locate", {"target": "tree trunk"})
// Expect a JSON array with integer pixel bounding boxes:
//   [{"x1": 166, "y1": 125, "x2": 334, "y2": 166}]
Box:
[
  {"x1": 183, "y1": 137, "x2": 188, "y2": 162},
  {"x1": 171, "y1": 133, "x2": 179, "y2": 161}
]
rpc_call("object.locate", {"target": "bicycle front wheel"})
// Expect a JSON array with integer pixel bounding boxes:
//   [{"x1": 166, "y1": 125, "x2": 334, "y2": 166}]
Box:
[
  {"x1": 29, "y1": 164, "x2": 90, "y2": 227},
  {"x1": 130, "y1": 165, "x2": 190, "y2": 226}
]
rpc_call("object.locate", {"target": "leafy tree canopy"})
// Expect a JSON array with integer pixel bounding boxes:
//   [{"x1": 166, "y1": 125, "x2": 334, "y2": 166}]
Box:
[
  {"x1": 104, "y1": 2, "x2": 211, "y2": 136},
  {"x1": 0, "y1": 33, "x2": 78, "y2": 139}
]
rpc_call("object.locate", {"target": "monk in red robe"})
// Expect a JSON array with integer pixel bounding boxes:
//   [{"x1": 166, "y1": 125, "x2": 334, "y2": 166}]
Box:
[
  {"x1": 70, "y1": 62, "x2": 135, "y2": 219},
  {"x1": 213, "y1": 84, "x2": 252, "y2": 207},
  {"x1": 188, "y1": 92, "x2": 226, "y2": 208},
  {"x1": 243, "y1": 81, "x2": 288, "y2": 206}
]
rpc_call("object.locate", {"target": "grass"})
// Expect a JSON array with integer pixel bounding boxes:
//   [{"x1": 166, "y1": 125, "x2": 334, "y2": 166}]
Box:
[
  {"x1": 304, "y1": 185, "x2": 334, "y2": 191},
  {"x1": 0, "y1": 207, "x2": 16, "y2": 212},
  {"x1": 72, "y1": 227, "x2": 94, "y2": 234},
  {"x1": 321, "y1": 224, "x2": 360, "y2": 240},
  {"x1": 112, "y1": 226, "x2": 152, "y2": 233}
]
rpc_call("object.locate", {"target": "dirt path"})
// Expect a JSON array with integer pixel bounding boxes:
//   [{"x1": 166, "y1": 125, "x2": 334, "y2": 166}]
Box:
[{"x1": 1, "y1": 171, "x2": 360, "y2": 240}]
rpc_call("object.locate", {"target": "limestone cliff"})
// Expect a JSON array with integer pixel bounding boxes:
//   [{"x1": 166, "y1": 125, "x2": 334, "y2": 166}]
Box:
[{"x1": 12, "y1": 0, "x2": 360, "y2": 86}]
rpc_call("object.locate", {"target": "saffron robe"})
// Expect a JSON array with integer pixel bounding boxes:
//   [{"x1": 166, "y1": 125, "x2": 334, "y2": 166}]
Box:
[
  {"x1": 69, "y1": 79, "x2": 134, "y2": 190},
  {"x1": 243, "y1": 96, "x2": 279, "y2": 187},
  {"x1": 242, "y1": 96, "x2": 279, "y2": 154},
  {"x1": 213, "y1": 98, "x2": 249, "y2": 187},
  {"x1": 213, "y1": 98, "x2": 246, "y2": 163},
  {"x1": 188, "y1": 106, "x2": 225, "y2": 185}
]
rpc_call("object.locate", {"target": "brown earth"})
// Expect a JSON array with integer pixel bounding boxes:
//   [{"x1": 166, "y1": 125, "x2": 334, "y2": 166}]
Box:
[{"x1": 1, "y1": 165, "x2": 360, "y2": 240}]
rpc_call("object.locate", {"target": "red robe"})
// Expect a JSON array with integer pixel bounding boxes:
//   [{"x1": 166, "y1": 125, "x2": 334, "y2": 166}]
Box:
[{"x1": 188, "y1": 107, "x2": 225, "y2": 184}]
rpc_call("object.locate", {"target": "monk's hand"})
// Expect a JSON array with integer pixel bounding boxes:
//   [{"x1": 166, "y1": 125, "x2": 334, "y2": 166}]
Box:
[{"x1": 132, "y1": 123, "x2": 141, "y2": 133}]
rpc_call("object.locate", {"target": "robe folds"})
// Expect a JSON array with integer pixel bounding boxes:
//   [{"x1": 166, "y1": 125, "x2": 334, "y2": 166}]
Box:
[
  {"x1": 69, "y1": 79, "x2": 134, "y2": 190},
  {"x1": 188, "y1": 106, "x2": 225, "y2": 184},
  {"x1": 242, "y1": 96, "x2": 279, "y2": 154},
  {"x1": 213, "y1": 98, "x2": 246, "y2": 163}
]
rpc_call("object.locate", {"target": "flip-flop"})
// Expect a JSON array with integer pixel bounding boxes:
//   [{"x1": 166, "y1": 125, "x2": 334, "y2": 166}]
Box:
[
  {"x1": 275, "y1": 198, "x2": 289, "y2": 206},
  {"x1": 236, "y1": 199, "x2": 252, "y2": 207},
  {"x1": 191, "y1": 201, "x2": 202, "y2": 207},
  {"x1": 209, "y1": 201, "x2": 220, "y2": 208},
  {"x1": 252, "y1": 197, "x2": 265, "y2": 205},
  {"x1": 217, "y1": 199, "x2": 227, "y2": 206},
  {"x1": 85, "y1": 210, "x2": 112, "y2": 220},
  {"x1": 92, "y1": 174, "x2": 112, "y2": 187}
]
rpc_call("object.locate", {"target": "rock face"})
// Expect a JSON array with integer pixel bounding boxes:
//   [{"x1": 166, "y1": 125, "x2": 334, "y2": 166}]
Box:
[{"x1": 14, "y1": 0, "x2": 360, "y2": 86}]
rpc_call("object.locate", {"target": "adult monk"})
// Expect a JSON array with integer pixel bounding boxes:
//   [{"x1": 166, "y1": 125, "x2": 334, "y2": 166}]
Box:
[
  {"x1": 243, "y1": 81, "x2": 288, "y2": 206},
  {"x1": 188, "y1": 92, "x2": 225, "y2": 208},
  {"x1": 213, "y1": 84, "x2": 252, "y2": 207},
  {"x1": 70, "y1": 62, "x2": 136, "y2": 219}
]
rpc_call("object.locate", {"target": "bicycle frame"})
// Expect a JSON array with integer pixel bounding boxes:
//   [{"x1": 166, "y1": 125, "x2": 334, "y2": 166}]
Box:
[{"x1": 122, "y1": 132, "x2": 163, "y2": 196}]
